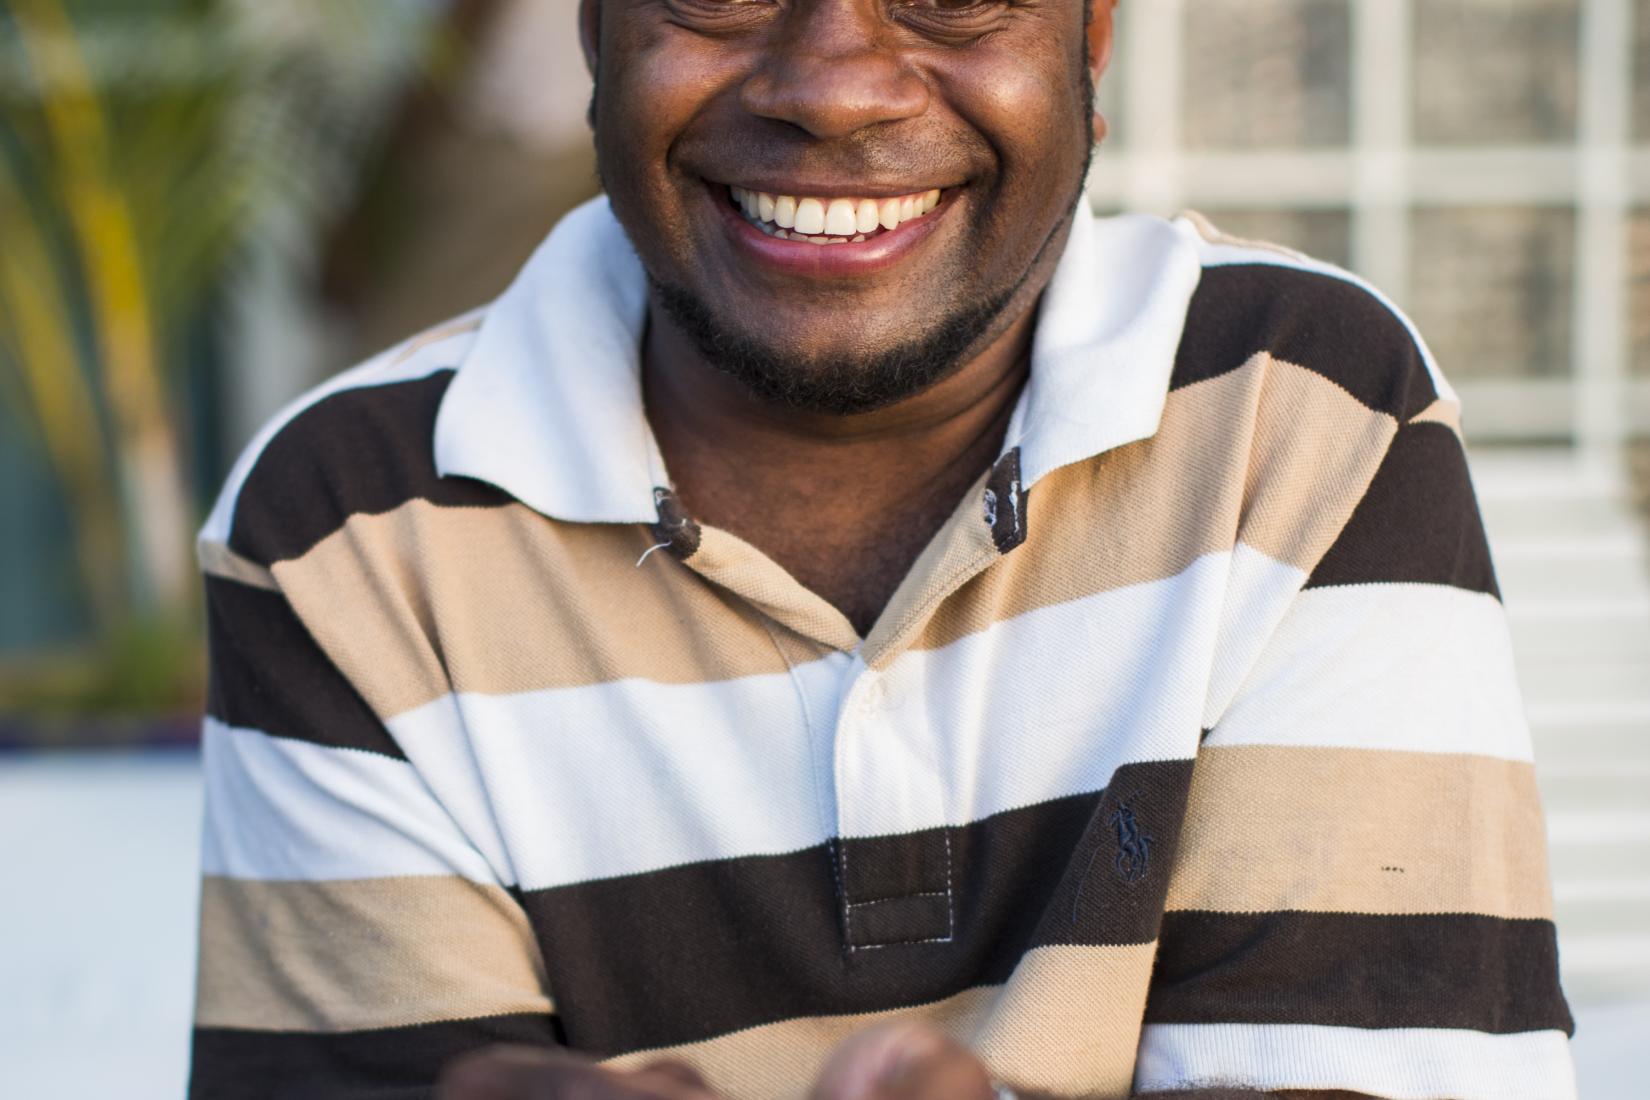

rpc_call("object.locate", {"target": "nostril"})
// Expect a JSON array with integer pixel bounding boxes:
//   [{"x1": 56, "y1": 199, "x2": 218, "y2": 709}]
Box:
[{"x1": 738, "y1": 53, "x2": 929, "y2": 140}]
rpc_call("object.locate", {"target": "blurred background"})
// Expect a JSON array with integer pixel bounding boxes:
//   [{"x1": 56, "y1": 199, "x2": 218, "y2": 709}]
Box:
[{"x1": 0, "y1": 0, "x2": 1645, "y2": 1095}]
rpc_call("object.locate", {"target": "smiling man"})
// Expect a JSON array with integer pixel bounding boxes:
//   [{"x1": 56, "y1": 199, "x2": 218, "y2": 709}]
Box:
[{"x1": 187, "y1": 0, "x2": 1574, "y2": 1098}]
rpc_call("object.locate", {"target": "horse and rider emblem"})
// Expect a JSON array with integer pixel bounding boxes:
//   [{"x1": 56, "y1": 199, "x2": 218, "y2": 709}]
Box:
[
  {"x1": 1071, "y1": 790, "x2": 1154, "y2": 923},
  {"x1": 1108, "y1": 791, "x2": 1152, "y2": 885}
]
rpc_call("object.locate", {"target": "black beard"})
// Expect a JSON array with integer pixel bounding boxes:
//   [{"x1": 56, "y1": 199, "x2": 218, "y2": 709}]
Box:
[{"x1": 646, "y1": 272, "x2": 1023, "y2": 416}]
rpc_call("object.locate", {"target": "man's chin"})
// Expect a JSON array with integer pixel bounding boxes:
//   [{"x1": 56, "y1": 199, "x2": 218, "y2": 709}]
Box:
[{"x1": 649, "y1": 275, "x2": 1016, "y2": 416}]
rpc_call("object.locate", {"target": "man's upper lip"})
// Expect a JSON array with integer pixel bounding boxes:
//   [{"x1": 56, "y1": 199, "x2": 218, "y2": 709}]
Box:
[{"x1": 709, "y1": 176, "x2": 956, "y2": 198}]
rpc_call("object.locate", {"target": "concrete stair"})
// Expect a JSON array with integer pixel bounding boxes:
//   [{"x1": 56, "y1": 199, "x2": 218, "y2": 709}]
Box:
[{"x1": 1471, "y1": 447, "x2": 1650, "y2": 1008}]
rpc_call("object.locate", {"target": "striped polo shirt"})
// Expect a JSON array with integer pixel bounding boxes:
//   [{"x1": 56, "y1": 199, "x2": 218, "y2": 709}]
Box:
[{"x1": 189, "y1": 198, "x2": 1574, "y2": 1099}]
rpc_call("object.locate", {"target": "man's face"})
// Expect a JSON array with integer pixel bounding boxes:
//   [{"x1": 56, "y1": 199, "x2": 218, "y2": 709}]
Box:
[{"x1": 585, "y1": 0, "x2": 1108, "y2": 412}]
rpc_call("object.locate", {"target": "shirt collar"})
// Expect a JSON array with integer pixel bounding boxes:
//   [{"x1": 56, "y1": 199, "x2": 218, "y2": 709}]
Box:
[
  {"x1": 434, "y1": 196, "x2": 1204, "y2": 523},
  {"x1": 434, "y1": 197, "x2": 663, "y2": 524},
  {"x1": 1008, "y1": 201, "x2": 1205, "y2": 488}
]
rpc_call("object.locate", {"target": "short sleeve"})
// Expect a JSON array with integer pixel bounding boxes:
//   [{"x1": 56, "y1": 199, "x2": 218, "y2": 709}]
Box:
[
  {"x1": 188, "y1": 569, "x2": 561, "y2": 1098},
  {"x1": 1134, "y1": 416, "x2": 1576, "y2": 1100}
]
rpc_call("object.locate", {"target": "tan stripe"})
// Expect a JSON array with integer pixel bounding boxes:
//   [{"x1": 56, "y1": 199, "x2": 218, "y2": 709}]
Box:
[
  {"x1": 691, "y1": 526, "x2": 860, "y2": 653},
  {"x1": 1181, "y1": 208, "x2": 1310, "y2": 262},
  {"x1": 601, "y1": 943, "x2": 1154, "y2": 1100},
  {"x1": 971, "y1": 943, "x2": 1155, "y2": 1099},
  {"x1": 910, "y1": 353, "x2": 1396, "y2": 653},
  {"x1": 1165, "y1": 745, "x2": 1554, "y2": 920},
  {"x1": 1409, "y1": 396, "x2": 1464, "y2": 434},
  {"x1": 603, "y1": 986, "x2": 998, "y2": 1100},
  {"x1": 864, "y1": 465, "x2": 1000, "y2": 667},
  {"x1": 195, "y1": 875, "x2": 553, "y2": 1032},
  {"x1": 390, "y1": 310, "x2": 485, "y2": 367},
  {"x1": 197, "y1": 539, "x2": 277, "y2": 591},
  {"x1": 279, "y1": 354, "x2": 1391, "y2": 706},
  {"x1": 273, "y1": 501, "x2": 826, "y2": 719}
]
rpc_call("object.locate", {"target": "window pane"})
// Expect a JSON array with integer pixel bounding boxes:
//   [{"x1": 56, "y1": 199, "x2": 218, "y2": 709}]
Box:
[
  {"x1": 1095, "y1": 3, "x2": 1127, "y2": 150},
  {"x1": 1182, "y1": 0, "x2": 1352, "y2": 149},
  {"x1": 1408, "y1": 207, "x2": 1576, "y2": 377},
  {"x1": 1631, "y1": 210, "x2": 1650, "y2": 376},
  {"x1": 1414, "y1": 0, "x2": 1580, "y2": 145},
  {"x1": 1201, "y1": 208, "x2": 1354, "y2": 269},
  {"x1": 1636, "y1": 0, "x2": 1650, "y2": 143}
]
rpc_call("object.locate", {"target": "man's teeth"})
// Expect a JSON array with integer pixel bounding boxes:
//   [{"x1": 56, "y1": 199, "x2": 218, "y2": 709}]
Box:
[{"x1": 729, "y1": 186, "x2": 942, "y2": 242}]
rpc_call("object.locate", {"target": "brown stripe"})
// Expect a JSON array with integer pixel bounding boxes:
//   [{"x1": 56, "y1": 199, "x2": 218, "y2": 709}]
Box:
[
  {"x1": 1165, "y1": 745, "x2": 1554, "y2": 920},
  {"x1": 272, "y1": 501, "x2": 828, "y2": 719},
  {"x1": 601, "y1": 943, "x2": 1152, "y2": 1100},
  {"x1": 195, "y1": 875, "x2": 553, "y2": 1032},
  {"x1": 197, "y1": 539, "x2": 277, "y2": 592},
  {"x1": 909, "y1": 353, "x2": 1395, "y2": 654}
]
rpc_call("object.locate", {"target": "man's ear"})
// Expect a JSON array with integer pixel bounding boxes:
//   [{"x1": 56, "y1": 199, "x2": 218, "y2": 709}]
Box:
[
  {"x1": 579, "y1": 0, "x2": 601, "y2": 80},
  {"x1": 1087, "y1": 0, "x2": 1117, "y2": 86}
]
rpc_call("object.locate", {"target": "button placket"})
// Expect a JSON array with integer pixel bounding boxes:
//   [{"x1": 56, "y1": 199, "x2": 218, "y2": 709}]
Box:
[{"x1": 834, "y1": 662, "x2": 954, "y2": 952}]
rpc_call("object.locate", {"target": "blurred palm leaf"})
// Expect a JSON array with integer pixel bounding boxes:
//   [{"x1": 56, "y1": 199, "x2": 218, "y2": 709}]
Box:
[{"x1": 0, "y1": 0, "x2": 446, "y2": 650}]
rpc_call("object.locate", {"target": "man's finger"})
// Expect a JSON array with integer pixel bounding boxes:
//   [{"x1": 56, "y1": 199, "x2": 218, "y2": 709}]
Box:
[{"x1": 637, "y1": 1059, "x2": 713, "y2": 1091}]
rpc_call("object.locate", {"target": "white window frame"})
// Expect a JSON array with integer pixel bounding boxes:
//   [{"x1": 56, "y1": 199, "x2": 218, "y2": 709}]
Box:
[{"x1": 1089, "y1": 0, "x2": 1650, "y2": 465}]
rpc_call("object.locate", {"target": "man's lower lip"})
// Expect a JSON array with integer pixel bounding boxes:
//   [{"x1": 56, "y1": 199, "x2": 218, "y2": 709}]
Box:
[{"x1": 714, "y1": 187, "x2": 952, "y2": 277}]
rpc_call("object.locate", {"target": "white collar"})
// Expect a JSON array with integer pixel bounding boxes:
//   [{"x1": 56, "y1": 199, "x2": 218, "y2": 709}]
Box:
[
  {"x1": 434, "y1": 196, "x2": 1204, "y2": 523},
  {"x1": 1011, "y1": 199, "x2": 1205, "y2": 487},
  {"x1": 434, "y1": 197, "x2": 663, "y2": 523}
]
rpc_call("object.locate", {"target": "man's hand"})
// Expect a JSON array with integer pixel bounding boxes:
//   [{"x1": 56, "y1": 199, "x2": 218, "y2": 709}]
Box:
[
  {"x1": 435, "y1": 1023, "x2": 996, "y2": 1100},
  {"x1": 440, "y1": 1046, "x2": 724, "y2": 1100},
  {"x1": 810, "y1": 1022, "x2": 996, "y2": 1100},
  {"x1": 439, "y1": 1024, "x2": 1371, "y2": 1099}
]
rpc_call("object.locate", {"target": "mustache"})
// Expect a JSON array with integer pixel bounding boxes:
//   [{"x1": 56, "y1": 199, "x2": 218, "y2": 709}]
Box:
[{"x1": 672, "y1": 122, "x2": 987, "y2": 186}]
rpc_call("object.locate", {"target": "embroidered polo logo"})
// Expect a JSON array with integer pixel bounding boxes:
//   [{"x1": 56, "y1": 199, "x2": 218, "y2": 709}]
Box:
[{"x1": 1108, "y1": 792, "x2": 1151, "y2": 885}]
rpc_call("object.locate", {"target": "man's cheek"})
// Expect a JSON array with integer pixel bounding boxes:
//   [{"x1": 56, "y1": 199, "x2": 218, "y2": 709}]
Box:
[
  {"x1": 941, "y1": 62, "x2": 1084, "y2": 176},
  {"x1": 598, "y1": 34, "x2": 706, "y2": 161}
]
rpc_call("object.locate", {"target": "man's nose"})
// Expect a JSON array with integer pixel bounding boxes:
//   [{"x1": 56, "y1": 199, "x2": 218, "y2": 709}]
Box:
[{"x1": 738, "y1": 0, "x2": 930, "y2": 140}]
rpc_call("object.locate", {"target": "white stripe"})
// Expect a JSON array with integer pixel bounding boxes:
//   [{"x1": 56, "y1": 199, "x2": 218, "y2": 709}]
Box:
[
  {"x1": 1134, "y1": 1023, "x2": 1576, "y2": 1100},
  {"x1": 1200, "y1": 542, "x2": 1313, "y2": 730},
  {"x1": 205, "y1": 568, "x2": 1526, "y2": 888},
  {"x1": 388, "y1": 654, "x2": 855, "y2": 892},
  {"x1": 1207, "y1": 583, "x2": 1534, "y2": 762},
  {"x1": 197, "y1": 315, "x2": 483, "y2": 547},
  {"x1": 1191, "y1": 232, "x2": 1458, "y2": 407},
  {"x1": 385, "y1": 553, "x2": 1281, "y2": 889},
  {"x1": 199, "y1": 718, "x2": 498, "y2": 884},
  {"x1": 853, "y1": 551, "x2": 1259, "y2": 838}
]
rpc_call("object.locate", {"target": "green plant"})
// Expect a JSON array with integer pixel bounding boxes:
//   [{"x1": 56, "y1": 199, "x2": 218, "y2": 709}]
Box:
[{"x1": 0, "y1": 0, "x2": 446, "y2": 711}]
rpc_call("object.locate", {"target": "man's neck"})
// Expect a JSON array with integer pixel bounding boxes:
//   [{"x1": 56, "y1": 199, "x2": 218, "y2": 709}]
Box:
[{"x1": 642, "y1": 305, "x2": 1037, "y2": 637}]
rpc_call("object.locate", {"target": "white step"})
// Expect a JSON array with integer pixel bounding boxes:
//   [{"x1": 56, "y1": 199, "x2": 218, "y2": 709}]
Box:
[
  {"x1": 1509, "y1": 622, "x2": 1650, "y2": 661},
  {"x1": 1496, "y1": 554, "x2": 1650, "y2": 601},
  {"x1": 1538, "y1": 766, "x2": 1650, "y2": 806},
  {"x1": 1541, "y1": 842, "x2": 1650, "y2": 885},
  {"x1": 1514, "y1": 662, "x2": 1650, "y2": 701},
  {"x1": 1530, "y1": 724, "x2": 1650, "y2": 770},
  {"x1": 1481, "y1": 496, "x2": 1640, "y2": 538}
]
